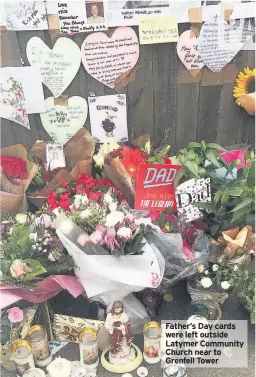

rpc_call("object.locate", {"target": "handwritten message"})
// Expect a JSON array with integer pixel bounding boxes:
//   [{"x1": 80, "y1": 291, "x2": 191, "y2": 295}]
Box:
[
  {"x1": 0, "y1": 74, "x2": 30, "y2": 129},
  {"x1": 26, "y1": 36, "x2": 81, "y2": 98},
  {"x1": 198, "y1": 16, "x2": 253, "y2": 72},
  {"x1": 175, "y1": 178, "x2": 211, "y2": 223},
  {"x1": 139, "y1": 15, "x2": 178, "y2": 44},
  {"x1": 88, "y1": 94, "x2": 128, "y2": 143},
  {"x1": 81, "y1": 27, "x2": 139, "y2": 88},
  {"x1": 177, "y1": 30, "x2": 204, "y2": 73},
  {"x1": 40, "y1": 96, "x2": 88, "y2": 145},
  {"x1": 57, "y1": 1, "x2": 107, "y2": 34},
  {"x1": 4, "y1": 1, "x2": 48, "y2": 30}
]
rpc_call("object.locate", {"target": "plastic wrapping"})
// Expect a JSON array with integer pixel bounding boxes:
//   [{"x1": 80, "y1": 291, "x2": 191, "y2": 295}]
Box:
[{"x1": 145, "y1": 229, "x2": 210, "y2": 293}]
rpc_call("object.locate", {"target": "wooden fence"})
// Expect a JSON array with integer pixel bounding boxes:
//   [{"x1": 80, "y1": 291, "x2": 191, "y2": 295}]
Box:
[{"x1": 1, "y1": 24, "x2": 255, "y2": 153}]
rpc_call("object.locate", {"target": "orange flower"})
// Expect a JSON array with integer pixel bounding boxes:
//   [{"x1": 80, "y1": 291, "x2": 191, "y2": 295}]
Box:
[{"x1": 121, "y1": 146, "x2": 147, "y2": 179}]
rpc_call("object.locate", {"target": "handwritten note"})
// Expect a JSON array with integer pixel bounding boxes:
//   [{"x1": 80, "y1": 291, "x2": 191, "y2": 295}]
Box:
[
  {"x1": 40, "y1": 96, "x2": 88, "y2": 145},
  {"x1": 177, "y1": 30, "x2": 204, "y2": 73},
  {"x1": 4, "y1": 1, "x2": 48, "y2": 30},
  {"x1": 198, "y1": 16, "x2": 253, "y2": 72},
  {"x1": 139, "y1": 15, "x2": 179, "y2": 45},
  {"x1": 58, "y1": 1, "x2": 107, "y2": 34},
  {"x1": 175, "y1": 178, "x2": 211, "y2": 223},
  {"x1": 88, "y1": 94, "x2": 128, "y2": 143},
  {"x1": 0, "y1": 73, "x2": 30, "y2": 129},
  {"x1": 81, "y1": 27, "x2": 139, "y2": 88},
  {"x1": 26, "y1": 36, "x2": 81, "y2": 98}
]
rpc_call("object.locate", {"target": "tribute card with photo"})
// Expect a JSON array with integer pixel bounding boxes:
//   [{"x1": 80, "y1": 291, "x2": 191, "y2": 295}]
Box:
[
  {"x1": 46, "y1": 143, "x2": 66, "y2": 171},
  {"x1": 88, "y1": 94, "x2": 128, "y2": 143}
]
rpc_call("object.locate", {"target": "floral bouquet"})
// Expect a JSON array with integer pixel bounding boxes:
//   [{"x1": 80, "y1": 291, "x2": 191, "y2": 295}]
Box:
[
  {"x1": 0, "y1": 144, "x2": 37, "y2": 215},
  {"x1": 0, "y1": 304, "x2": 37, "y2": 371},
  {"x1": 101, "y1": 136, "x2": 172, "y2": 205},
  {"x1": 47, "y1": 174, "x2": 165, "y2": 313},
  {"x1": 27, "y1": 128, "x2": 95, "y2": 208}
]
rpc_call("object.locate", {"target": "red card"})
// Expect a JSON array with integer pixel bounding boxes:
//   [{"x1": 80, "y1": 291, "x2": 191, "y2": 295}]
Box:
[{"x1": 134, "y1": 163, "x2": 182, "y2": 211}]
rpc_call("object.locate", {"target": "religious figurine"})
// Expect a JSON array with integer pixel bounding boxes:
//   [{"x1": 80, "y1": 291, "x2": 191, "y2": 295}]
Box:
[{"x1": 101, "y1": 301, "x2": 143, "y2": 373}]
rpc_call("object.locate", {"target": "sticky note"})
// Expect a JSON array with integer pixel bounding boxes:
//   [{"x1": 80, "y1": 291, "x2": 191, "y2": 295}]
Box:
[{"x1": 139, "y1": 15, "x2": 179, "y2": 45}]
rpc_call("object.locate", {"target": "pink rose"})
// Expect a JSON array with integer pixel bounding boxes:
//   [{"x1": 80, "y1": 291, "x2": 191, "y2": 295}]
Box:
[
  {"x1": 90, "y1": 230, "x2": 104, "y2": 244},
  {"x1": 35, "y1": 214, "x2": 52, "y2": 228},
  {"x1": 77, "y1": 233, "x2": 91, "y2": 246},
  {"x1": 8, "y1": 307, "x2": 24, "y2": 323},
  {"x1": 10, "y1": 260, "x2": 32, "y2": 279},
  {"x1": 96, "y1": 224, "x2": 107, "y2": 234},
  {"x1": 219, "y1": 149, "x2": 247, "y2": 170}
]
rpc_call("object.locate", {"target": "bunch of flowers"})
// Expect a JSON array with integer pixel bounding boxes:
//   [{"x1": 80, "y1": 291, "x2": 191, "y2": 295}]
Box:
[
  {"x1": 196, "y1": 263, "x2": 236, "y2": 291},
  {"x1": 47, "y1": 175, "x2": 149, "y2": 255},
  {"x1": 0, "y1": 213, "x2": 73, "y2": 288},
  {"x1": 0, "y1": 155, "x2": 28, "y2": 184}
]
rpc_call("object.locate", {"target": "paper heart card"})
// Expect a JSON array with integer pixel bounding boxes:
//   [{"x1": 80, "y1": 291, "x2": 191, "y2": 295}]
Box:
[
  {"x1": 26, "y1": 37, "x2": 81, "y2": 98},
  {"x1": 40, "y1": 96, "x2": 88, "y2": 145},
  {"x1": 81, "y1": 27, "x2": 139, "y2": 88},
  {"x1": 0, "y1": 73, "x2": 30, "y2": 129},
  {"x1": 199, "y1": 16, "x2": 253, "y2": 73},
  {"x1": 177, "y1": 30, "x2": 204, "y2": 76}
]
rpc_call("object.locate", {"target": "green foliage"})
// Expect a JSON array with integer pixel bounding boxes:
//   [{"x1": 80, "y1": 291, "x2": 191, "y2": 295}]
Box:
[
  {"x1": 3, "y1": 225, "x2": 32, "y2": 260},
  {"x1": 175, "y1": 140, "x2": 230, "y2": 186},
  {"x1": 21, "y1": 259, "x2": 47, "y2": 281}
]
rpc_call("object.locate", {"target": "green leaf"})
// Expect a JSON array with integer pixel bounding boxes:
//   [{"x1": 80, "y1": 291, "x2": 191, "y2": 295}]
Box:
[
  {"x1": 185, "y1": 160, "x2": 199, "y2": 178},
  {"x1": 214, "y1": 189, "x2": 223, "y2": 205},
  {"x1": 230, "y1": 198, "x2": 253, "y2": 212},
  {"x1": 225, "y1": 159, "x2": 241, "y2": 176},
  {"x1": 193, "y1": 202, "x2": 215, "y2": 211},
  {"x1": 198, "y1": 167, "x2": 207, "y2": 177},
  {"x1": 228, "y1": 187, "x2": 244, "y2": 197},
  {"x1": 187, "y1": 149, "x2": 197, "y2": 160},
  {"x1": 231, "y1": 207, "x2": 250, "y2": 222},
  {"x1": 56, "y1": 187, "x2": 66, "y2": 194},
  {"x1": 205, "y1": 150, "x2": 221, "y2": 168},
  {"x1": 21, "y1": 259, "x2": 47, "y2": 281},
  {"x1": 221, "y1": 187, "x2": 230, "y2": 205},
  {"x1": 174, "y1": 167, "x2": 186, "y2": 188},
  {"x1": 206, "y1": 143, "x2": 227, "y2": 151},
  {"x1": 247, "y1": 161, "x2": 255, "y2": 188},
  {"x1": 187, "y1": 142, "x2": 201, "y2": 149},
  {"x1": 201, "y1": 140, "x2": 207, "y2": 152}
]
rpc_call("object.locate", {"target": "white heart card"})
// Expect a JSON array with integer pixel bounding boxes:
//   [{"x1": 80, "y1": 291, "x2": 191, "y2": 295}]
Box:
[
  {"x1": 40, "y1": 96, "x2": 88, "y2": 145},
  {"x1": 199, "y1": 16, "x2": 253, "y2": 73},
  {"x1": 81, "y1": 27, "x2": 139, "y2": 88},
  {"x1": 26, "y1": 37, "x2": 81, "y2": 98},
  {"x1": 0, "y1": 73, "x2": 30, "y2": 129},
  {"x1": 177, "y1": 30, "x2": 204, "y2": 75}
]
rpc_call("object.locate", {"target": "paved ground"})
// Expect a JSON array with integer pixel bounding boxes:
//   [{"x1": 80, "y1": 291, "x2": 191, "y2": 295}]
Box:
[{"x1": 2, "y1": 282, "x2": 255, "y2": 377}]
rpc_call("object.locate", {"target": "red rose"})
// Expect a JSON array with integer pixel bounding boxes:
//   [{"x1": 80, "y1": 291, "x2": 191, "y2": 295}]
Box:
[
  {"x1": 61, "y1": 180, "x2": 68, "y2": 187},
  {"x1": 47, "y1": 192, "x2": 58, "y2": 204},
  {"x1": 89, "y1": 192, "x2": 100, "y2": 201},
  {"x1": 76, "y1": 183, "x2": 84, "y2": 192},
  {"x1": 49, "y1": 201, "x2": 60, "y2": 211},
  {"x1": 7, "y1": 162, "x2": 21, "y2": 178},
  {"x1": 163, "y1": 157, "x2": 172, "y2": 164}
]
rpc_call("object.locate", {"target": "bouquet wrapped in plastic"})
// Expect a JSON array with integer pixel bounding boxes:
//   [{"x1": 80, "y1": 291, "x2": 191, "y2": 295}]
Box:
[
  {"x1": 27, "y1": 129, "x2": 95, "y2": 208},
  {"x1": 0, "y1": 145, "x2": 37, "y2": 215}
]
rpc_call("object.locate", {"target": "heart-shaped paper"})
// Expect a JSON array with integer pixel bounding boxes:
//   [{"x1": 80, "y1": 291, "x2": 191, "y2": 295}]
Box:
[
  {"x1": 81, "y1": 27, "x2": 139, "y2": 88},
  {"x1": 177, "y1": 30, "x2": 204, "y2": 74},
  {"x1": 0, "y1": 75, "x2": 30, "y2": 129},
  {"x1": 199, "y1": 17, "x2": 253, "y2": 73},
  {"x1": 40, "y1": 96, "x2": 88, "y2": 145},
  {"x1": 26, "y1": 37, "x2": 81, "y2": 98}
]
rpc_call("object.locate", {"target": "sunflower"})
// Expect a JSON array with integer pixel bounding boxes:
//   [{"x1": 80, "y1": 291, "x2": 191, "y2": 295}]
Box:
[{"x1": 233, "y1": 67, "x2": 256, "y2": 105}]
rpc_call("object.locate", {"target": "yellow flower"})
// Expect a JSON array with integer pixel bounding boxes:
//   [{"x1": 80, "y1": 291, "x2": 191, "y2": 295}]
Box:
[
  {"x1": 233, "y1": 67, "x2": 256, "y2": 105},
  {"x1": 93, "y1": 153, "x2": 104, "y2": 167}
]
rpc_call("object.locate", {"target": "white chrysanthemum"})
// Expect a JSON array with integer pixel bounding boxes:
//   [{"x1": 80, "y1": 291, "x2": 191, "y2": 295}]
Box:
[
  {"x1": 109, "y1": 202, "x2": 117, "y2": 212},
  {"x1": 105, "y1": 211, "x2": 125, "y2": 227},
  {"x1": 212, "y1": 264, "x2": 219, "y2": 272},
  {"x1": 233, "y1": 265, "x2": 239, "y2": 271},
  {"x1": 221, "y1": 281, "x2": 230, "y2": 290},
  {"x1": 197, "y1": 264, "x2": 205, "y2": 273},
  {"x1": 80, "y1": 209, "x2": 91, "y2": 219},
  {"x1": 204, "y1": 270, "x2": 209, "y2": 275},
  {"x1": 15, "y1": 213, "x2": 28, "y2": 224},
  {"x1": 200, "y1": 277, "x2": 213, "y2": 289}
]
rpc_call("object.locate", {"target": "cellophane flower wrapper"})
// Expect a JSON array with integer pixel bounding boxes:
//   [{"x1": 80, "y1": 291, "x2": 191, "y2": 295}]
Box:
[
  {"x1": 55, "y1": 227, "x2": 165, "y2": 305},
  {"x1": 27, "y1": 129, "x2": 95, "y2": 207},
  {"x1": 145, "y1": 229, "x2": 210, "y2": 293},
  {"x1": 0, "y1": 145, "x2": 37, "y2": 215}
]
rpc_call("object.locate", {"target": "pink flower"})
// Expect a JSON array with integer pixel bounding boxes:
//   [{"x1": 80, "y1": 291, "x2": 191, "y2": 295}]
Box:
[
  {"x1": 182, "y1": 241, "x2": 195, "y2": 261},
  {"x1": 35, "y1": 214, "x2": 52, "y2": 228},
  {"x1": 10, "y1": 260, "x2": 32, "y2": 279},
  {"x1": 77, "y1": 233, "x2": 91, "y2": 246},
  {"x1": 101, "y1": 228, "x2": 120, "y2": 252},
  {"x1": 219, "y1": 149, "x2": 248, "y2": 170},
  {"x1": 96, "y1": 224, "x2": 107, "y2": 234},
  {"x1": 8, "y1": 307, "x2": 24, "y2": 323},
  {"x1": 117, "y1": 227, "x2": 132, "y2": 241},
  {"x1": 90, "y1": 230, "x2": 104, "y2": 244}
]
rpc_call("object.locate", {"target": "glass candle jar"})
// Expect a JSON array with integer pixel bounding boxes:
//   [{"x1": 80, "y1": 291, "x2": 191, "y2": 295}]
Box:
[
  {"x1": 24, "y1": 368, "x2": 46, "y2": 377},
  {"x1": 186, "y1": 301, "x2": 210, "y2": 319},
  {"x1": 163, "y1": 363, "x2": 187, "y2": 377},
  {"x1": 143, "y1": 321, "x2": 161, "y2": 364},
  {"x1": 79, "y1": 328, "x2": 99, "y2": 370},
  {"x1": 27, "y1": 325, "x2": 52, "y2": 367},
  {"x1": 11, "y1": 340, "x2": 35, "y2": 377}
]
